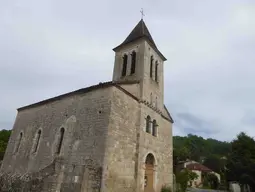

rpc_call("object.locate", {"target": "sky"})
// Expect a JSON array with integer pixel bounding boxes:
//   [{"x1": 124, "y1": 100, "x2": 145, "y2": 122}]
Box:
[{"x1": 0, "y1": 0, "x2": 255, "y2": 141}]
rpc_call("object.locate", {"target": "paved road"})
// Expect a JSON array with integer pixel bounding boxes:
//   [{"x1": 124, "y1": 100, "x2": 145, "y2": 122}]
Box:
[{"x1": 187, "y1": 188, "x2": 227, "y2": 192}]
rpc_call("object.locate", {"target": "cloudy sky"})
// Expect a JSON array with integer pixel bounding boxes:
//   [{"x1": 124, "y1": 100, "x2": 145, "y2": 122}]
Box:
[{"x1": 1, "y1": 0, "x2": 255, "y2": 141}]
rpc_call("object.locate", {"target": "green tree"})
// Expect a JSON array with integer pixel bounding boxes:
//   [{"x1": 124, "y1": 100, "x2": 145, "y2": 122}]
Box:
[
  {"x1": 173, "y1": 147, "x2": 190, "y2": 174},
  {"x1": 202, "y1": 173, "x2": 219, "y2": 189},
  {"x1": 173, "y1": 147, "x2": 189, "y2": 163},
  {"x1": 161, "y1": 185, "x2": 172, "y2": 192},
  {"x1": 226, "y1": 132, "x2": 255, "y2": 191},
  {"x1": 203, "y1": 154, "x2": 225, "y2": 174},
  {"x1": 173, "y1": 134, "x2": 232, "y2": 190},
  {"x1": 0, "y1": 130, "x2": 11, "y2": 160},
  {"x1": 173, "y1": 135, "x2": 231, "y2": 163},
  {"x1": 176, "y1": 169, "x2": 198, "y2": 192}
]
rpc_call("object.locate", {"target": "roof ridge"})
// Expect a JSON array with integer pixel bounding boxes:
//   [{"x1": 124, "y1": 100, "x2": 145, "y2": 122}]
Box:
[{"x1": 17, "y1": 80, "x2": 140, "y2": 111}]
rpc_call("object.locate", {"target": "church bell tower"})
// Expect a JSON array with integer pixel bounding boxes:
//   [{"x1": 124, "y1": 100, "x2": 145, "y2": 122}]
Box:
[{"x1": 112, "y1": 19, "x2": 167, "y2": 111}]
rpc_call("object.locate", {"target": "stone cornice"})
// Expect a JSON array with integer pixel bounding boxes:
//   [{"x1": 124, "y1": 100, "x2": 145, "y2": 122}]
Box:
[{"x1": 139, "y1": 100, "x2": 173, "y2": 123}]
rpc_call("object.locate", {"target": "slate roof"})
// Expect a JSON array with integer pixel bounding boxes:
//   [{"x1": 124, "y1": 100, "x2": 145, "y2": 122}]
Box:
[
  {"x1": 17, "y1": 80, "x2": 173, "y2": 123},
  {"x1": 17, "y1": 80, "x2": 139, "y2": 111},
  {"x1": 113, "y1": 19, "x2": 167, "y2": 61},
  {"x1": 164, "y1": 105, "x2": 174, "y2": 123}
]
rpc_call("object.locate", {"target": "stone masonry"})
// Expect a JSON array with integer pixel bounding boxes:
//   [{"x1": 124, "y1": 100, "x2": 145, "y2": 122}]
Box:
[{"x1": 0, "y1": 19, "x2": 174, "y2": 192}]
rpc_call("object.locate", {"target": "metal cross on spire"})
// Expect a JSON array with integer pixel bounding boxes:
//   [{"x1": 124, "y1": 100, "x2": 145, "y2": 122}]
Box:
[{"x1": 140, "y1": 8, "x2": 145, "y2": 20}]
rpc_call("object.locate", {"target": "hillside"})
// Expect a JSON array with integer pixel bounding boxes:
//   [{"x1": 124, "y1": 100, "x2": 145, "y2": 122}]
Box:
[
  {"x1": 173, "y1": 134, "x2": 231, "y2": 173},
  {"x1": 0, "y1": 129, "x2": 11, "y2": 160}
]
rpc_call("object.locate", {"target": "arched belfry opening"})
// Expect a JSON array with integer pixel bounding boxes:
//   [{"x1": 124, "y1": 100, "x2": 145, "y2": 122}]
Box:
[
  {"x1": 112, "y1": 19, "x2": 167, "y2": 83},
  {"x1": 144, "y1": 153, "x2": 155, "y2": 192},
  {"x1": 122, "y1": 54, "x2": 128, "y2": 77}
]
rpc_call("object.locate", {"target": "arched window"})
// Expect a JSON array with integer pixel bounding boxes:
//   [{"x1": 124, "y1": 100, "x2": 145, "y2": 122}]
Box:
[
  {"x1": 33, "y1": 129, "x2": 41, "y2": 154},
  {"x1": 56, "y1": 128, "x2": 65, "y2": 154},
  {"x1": 145, "y1": 153, "x2": 155, "y2": 165},
  {"x1": 146, "y1": 115, "x2": 151, "y2": 133},
  {"x1": 150, "y1": 93, "x2": 152, "y2": 104},
  {"x1": 152, "y1": 120, "x2": 157, "y2": 136},
  {"x1": 155, "y1": 97, "x2": 158, "y2": 108},
  {"x1": 155, "y1": 61, "x2": 158, "y2": 82},
  {"x1": 14, "y1": 132, "x2": 23, "y2": 154},
  {"x1": 122, "y1": 54, "x2": 128, "y2": 77},
  {"x1": 150, "y1": 56, "x2": 154, "y2": 78},
  {"x1": 131, "y1": 51, "x2": 136, "y2": 74}
]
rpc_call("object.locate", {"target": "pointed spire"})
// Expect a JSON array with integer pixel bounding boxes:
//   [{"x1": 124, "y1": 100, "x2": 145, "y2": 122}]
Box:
[
  {"x1": 113, "y1": 19, "x2": 166, "y2": 61},
  {"x1": 113, "y1": 19, "x2": 157, "y2": 50}
]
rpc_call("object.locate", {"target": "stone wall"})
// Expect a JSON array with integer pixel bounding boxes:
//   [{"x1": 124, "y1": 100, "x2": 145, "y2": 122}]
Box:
[
  {"x1": 112, "y1": 38, "x2": 165, "y2": 113},
  {"x1": 0, "y1": 157, "x2": 56, "y2": 192},
  {"x1": 103, "y1": 86, "x2": 173, "y2": 192},
  {"x1": 112, "y1": 39, "x2": 145, "y2": 83},
  {"x1": 0, "y1": 157, "x2": 103, "y2": 192},
  {"x1": 1, "y1": 83, "x2": 173, "y2": 192},
  {"x1": 141, "y1": 41, "x2": 164, "y2": 112},
  {"x1": 119, "y1": 83, "x2": 140, "y2": 98},
  {"x1": 102, "y1": 86, "x2": 140, "y2": 192},
  {"x1": 1, "y1": 87, "x2": 112, "y2": 191},
  {"x1": 138, "y1": 104, "x2": 173, "y2": 192}
]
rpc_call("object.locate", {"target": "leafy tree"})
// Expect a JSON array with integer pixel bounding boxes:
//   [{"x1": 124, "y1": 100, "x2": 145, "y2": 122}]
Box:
[
  {"x1": 203, "y1": 154, "x2": 225, "y2": 174},
  {"x1": 202, "y1": 173, "x2": 219, "y2": 189},
  {"x1": 173, "y1": 134, "x2": 232, "y2": 190},
  {"x1": 173, "y1": 135, "x2": 231, "y2": 164},
  {"x1": 226, "y1": 132, "x2": 255, "y2": 191},
  {"x1": 176, "y1": 169, "x2": 198, "y2": 192},
  {"x1": 0, "y1": 130, "x2": 11, "y2": 160},
  {"x1": 173, "y1": 147, "x2": 189, "y2": 170}
]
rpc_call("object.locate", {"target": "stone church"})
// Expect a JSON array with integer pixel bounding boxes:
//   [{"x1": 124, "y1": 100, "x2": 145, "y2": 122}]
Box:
[{"x1": 0, "y1": 19, "x2": 174, "y2": 192}]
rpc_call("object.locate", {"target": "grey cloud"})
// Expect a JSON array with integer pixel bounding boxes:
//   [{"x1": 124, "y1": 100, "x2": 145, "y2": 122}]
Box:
[
  {"x1": 174, "y1": 113, "x2": 221, "y2": 136},
  {"x1": 241, "y1": 110, "x2": 255, "y2": 126},
  {"x1": 1, "y1": 0, "x2": 255, "y2": 141}
]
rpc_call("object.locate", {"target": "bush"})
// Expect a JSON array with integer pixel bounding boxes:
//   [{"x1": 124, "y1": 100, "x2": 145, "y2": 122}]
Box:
[
  {"x1": 161, "y1": 185, "x2": 172, "y2": 192},
  {"x1": 176, "y1": 169, "x2": 198, "y2": 191},
  {"x1": 202, "y1": 172, "x2": 219, "y2": 189}
]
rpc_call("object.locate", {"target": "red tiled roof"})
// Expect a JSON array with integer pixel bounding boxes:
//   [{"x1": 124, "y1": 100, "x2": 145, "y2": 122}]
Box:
[{"x1": 186, "y1": 163, "x2": 212, "y2": 172}]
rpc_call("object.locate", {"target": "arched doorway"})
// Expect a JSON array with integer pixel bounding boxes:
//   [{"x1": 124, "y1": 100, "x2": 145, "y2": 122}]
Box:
[{"x1": 144, "y1": 153, "x2": 155, "y2": 192}]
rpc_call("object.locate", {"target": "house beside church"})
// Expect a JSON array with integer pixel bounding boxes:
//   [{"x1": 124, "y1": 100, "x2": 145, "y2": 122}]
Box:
[
  {"x1": 0, "y1": 19, "x2": 174, "y2": 192},
  {"x1": 176, "y1": 160, "x2": 221, "y2": 188}
]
